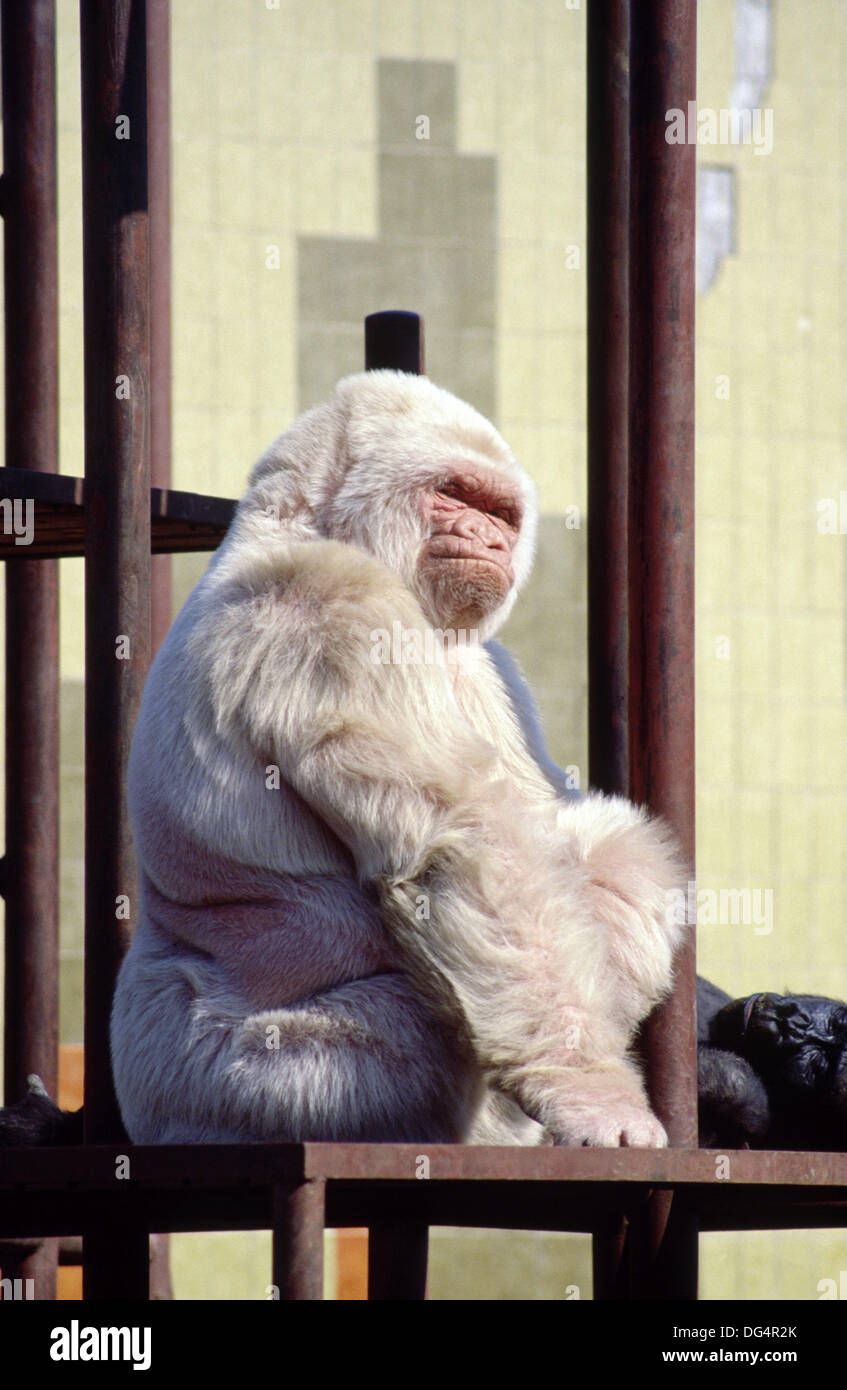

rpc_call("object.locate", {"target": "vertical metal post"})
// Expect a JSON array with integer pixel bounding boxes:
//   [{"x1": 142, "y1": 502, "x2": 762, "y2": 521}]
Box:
[
  {"x1": 362, "y1": 310, "x2": 429, "y2": 1302},
  {"x1": 80, "y1": 0, "x2": 151, "y2": 1153},
  {"x1": 368, "y1": 1222, "x2": 429, "y2": 1301},
  {"x1": 1, "y1": 0, "x2": 60, "y2": 1301},
  {"x1": 147, "y1": 0, "x2": 172, "y2": 657},
  {"x1": 628, "y1": 0, "x2": 697, "y2": 1140},
  {"x1": 587, "y1": 0, "x2": 631, "y2": 800},
  {"x1": 83, "y1": 1220, "x2": 150, "y2": 1302},
  {"x1": 628, "y1": 0, "x2": 698, "y2": 1298},
  {"x1": 272, "y1": 1181, "x2": 326, "y2": 1301},
  {"x1": 586, "y1": 0, "x2": 637, "y2": 1301},
  {"x1": 364, "y1": 310, "x2": 425, "y2": 374},
  {"x1": 1, "y1": 0, "x2": 60, "y2": 1107},
  {"x1": 145, "y1": 1, "x2": 174, "y2": 1300}
]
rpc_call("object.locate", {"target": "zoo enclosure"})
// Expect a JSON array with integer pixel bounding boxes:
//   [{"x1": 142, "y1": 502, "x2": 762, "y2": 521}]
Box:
[{"x1": 1, "y1": 0, "x2": 846, "y2": 1302}]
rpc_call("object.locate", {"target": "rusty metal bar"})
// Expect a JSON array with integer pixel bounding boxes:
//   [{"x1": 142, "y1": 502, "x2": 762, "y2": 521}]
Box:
[
  {"x1": 365, "y1": 310, "x2": 424, "y2": 374},
  {"x1": 139, "y1": 57, "x2": 172, "y2": 1268},
  {"x1": 586, "y1": 0, "x2": 633, "y2": 1301},
  {"x1": 362, "y1": 310, "x2": 428, "y2": 1301},
  {"x1": 80, "y1": 0, "x2": 151, "y2": 1147},
  {"x1": 3, "y1": 1143, "x2": 847, "y2": 1231},
  {"x1": 1, "y1": 0, "x2": 60, "y2": 1302},
  {"x1": 368, "y1": 1221, "x2": 428, "y2": 1300},
  {"x1": 1, "y1": 1140, "x2": 843, "y2": 1189},
  {"x1": 592, "y1": 1212, "x2": 630, "y2": 1301},
  {"x1": 143, "y1": 0, "x2": 174, "y2": 1300},
  {"x1": 628, "y1": 3, "x2": 697, "y2": 878},
  {"x1": 147, "y1": 0, "x2": 172, "y2": 656},
  {"x1": 0, "y1": 469, "x2": 234, "y2": 559},
  {"x1": 587, "y1": 0, "x2": 631, "y2": 799},
  {"x1": 627, "y1": 0, "x2": 698, "y2": 1299},
  {"x1": 628, "y1": 0, "x2": 697, "y2": 1144},
  {"x1": 1, "y1": 0, "x2": 60, "y2": 1104},
  {"x1": 271, "y1": 1180, "x2": 326, "y2": 1300},
  {"x1": 83, "y1": 1223, "x2": 151, "y2": 1302}
]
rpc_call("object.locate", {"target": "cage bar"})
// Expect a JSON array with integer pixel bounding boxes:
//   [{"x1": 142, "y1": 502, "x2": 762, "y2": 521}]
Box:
[
  {"x1": 0, "y1": 0, "x2": 61, "y2": 1302},
  {"x1": 587, "y1": 0, "x2": 631, "y2": 800},
  {"x1": 626, "y1": 0, "x2": 698, "y2": 1300},
  {"x1": 80, "y1": 0, "x2": 152, "y2": 1155}
]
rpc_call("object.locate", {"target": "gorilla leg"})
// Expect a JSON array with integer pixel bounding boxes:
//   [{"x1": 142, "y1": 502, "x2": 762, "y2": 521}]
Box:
[{"x1": 112, "y1": 944, "x2": 482, "y2": 1145}]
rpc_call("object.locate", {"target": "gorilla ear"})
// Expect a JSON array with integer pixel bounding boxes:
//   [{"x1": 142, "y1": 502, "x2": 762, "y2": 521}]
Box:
[{"x1": 237, "y1": 393, "x2": 351, "y2": 535}]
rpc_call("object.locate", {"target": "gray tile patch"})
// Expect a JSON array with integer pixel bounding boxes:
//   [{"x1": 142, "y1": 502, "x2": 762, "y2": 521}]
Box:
[
  {"x1": 298, "y1": 58, "x2": 497, "y2": 413},
  {"x1": 378, "y1": 153, "x2": 497, "y2": 241},
  {"x1": 378, "y1": 59, "x2": 457, "y2": 152}
]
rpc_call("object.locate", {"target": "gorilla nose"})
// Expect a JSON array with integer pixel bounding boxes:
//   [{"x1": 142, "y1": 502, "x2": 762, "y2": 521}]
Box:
[{"x1": 454, "y1": 513, "x2": 506, "y2": 548}]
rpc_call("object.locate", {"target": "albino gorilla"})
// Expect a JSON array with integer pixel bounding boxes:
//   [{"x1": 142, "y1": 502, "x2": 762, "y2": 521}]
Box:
[{"x1": 110, "y1": 371, "x2": 686, "y2": 1149}]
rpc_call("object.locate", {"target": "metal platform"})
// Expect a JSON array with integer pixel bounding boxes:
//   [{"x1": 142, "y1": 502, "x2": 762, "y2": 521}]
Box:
[{"x1": 2, "y1": 1145, "x2": 846, "y2": 1299}]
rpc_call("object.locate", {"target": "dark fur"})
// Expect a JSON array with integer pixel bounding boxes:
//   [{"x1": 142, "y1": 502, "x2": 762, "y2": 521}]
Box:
[
  {"x1": 697, "y1": 977, "x2": 847, "y2": 1149},
  {"x1": 0, "y1": 1075, "x2": 83, "y2": 1148}
]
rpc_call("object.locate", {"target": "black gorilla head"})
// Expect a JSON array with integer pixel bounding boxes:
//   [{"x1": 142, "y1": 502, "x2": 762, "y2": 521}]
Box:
[{"x1": 709, "y1": 992, "x2": 847, "y2": 1148}]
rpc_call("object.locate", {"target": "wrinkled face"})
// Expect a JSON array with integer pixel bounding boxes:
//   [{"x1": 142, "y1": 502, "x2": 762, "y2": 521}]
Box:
[
  {"x1": 415, "y1": 467, "x2": 521, "y2": 629},
  {"x1": 711, "y1": 992, "x2": 847, "y2": 1099}
]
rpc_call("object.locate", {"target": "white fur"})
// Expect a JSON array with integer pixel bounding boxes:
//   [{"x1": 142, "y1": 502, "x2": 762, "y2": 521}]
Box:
[{"x1": 111, "y1": 372, "x2": 686, "y2": 1147}]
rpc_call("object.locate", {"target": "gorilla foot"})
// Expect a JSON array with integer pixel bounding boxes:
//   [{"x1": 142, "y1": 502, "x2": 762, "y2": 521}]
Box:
[{"x1": 552, "y1": 1101, "x2": 668, "y2": 1149}]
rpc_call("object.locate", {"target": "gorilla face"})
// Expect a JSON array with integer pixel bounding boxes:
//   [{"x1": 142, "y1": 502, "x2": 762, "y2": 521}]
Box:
[
  {"x1": 711, "y1": 993, "x2": 847, "y2": 1097},
  {"x1": 706, "y1": 988, "x2": 847, "y2": 1148},
  {"x1": 415, "y1": 469, "x2": 521, "y2": 629}
]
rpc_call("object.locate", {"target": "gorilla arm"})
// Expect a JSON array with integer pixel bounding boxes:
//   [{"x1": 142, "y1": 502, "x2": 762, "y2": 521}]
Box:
[
  {"x1": 200, "y1": 532, "x2": 684, "y2": 1147},
  {"x1": 484, "y1": 639, "x2": 582, "y2": 802}
]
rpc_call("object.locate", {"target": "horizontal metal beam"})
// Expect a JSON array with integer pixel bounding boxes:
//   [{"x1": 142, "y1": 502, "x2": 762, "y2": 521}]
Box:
[
  {"x1": 1, "y1": 1142, "x2": 846, "y2": 1191},
  {"x1": 0, "y1": 466, "x2": 234, "y2": 557},
  {"x1": 1, "y1": 1145, "x2": 847, "y2": 1249}
]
